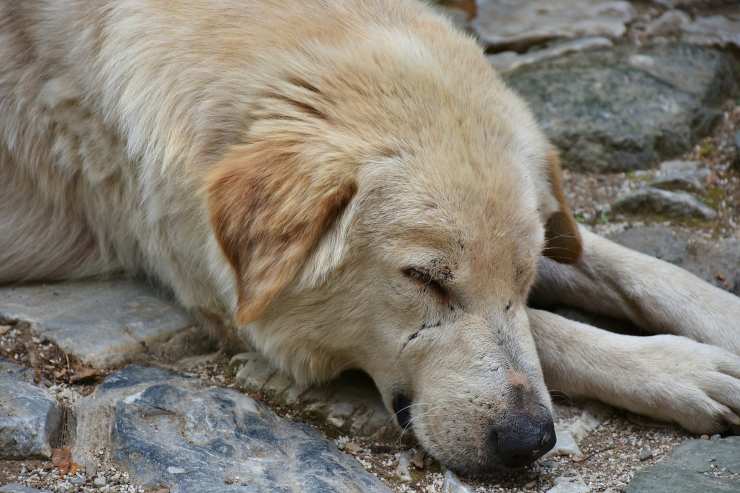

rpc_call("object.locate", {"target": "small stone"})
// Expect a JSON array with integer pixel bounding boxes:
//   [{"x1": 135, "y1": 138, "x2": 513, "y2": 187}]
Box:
[
  {"x1": 612, "y1": 188, "x2": 717, "y2": 220},
  {"x1": 93, "y1": 476, "x2": 107, "y2": 487},
  {"x1": 644, "y1": 10, "x2": 690, "y2": 37},
  {"x1": 639, "y1": 447, "x2": 654, "y2": 461},
  {"x1": 442, "y1": 469, "x2": 474, "y2": 493},
  {"x1": 710, "y1": 434, "x2": 721, "y2": 441},
  {"x1": 547, "y1": 476, "x2": 591, "y2": 493},
  {"x1": 166, "y1": 467, "x2": 185, "y2": 475},
  {"x1": 395, "y1": 452, "x2": 413, "y2": 482},
  {"x1": 701, "y1": 434, "x2": 710, "y2": 440}
]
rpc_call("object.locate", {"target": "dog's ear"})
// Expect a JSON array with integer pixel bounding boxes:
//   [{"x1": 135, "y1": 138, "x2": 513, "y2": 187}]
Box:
[
  {"x1": 540, "y1": 147, "x2": 582, "y2": 264},
  {"x1": 206, "y1": 141, "x2": 357, "y2": 326}
]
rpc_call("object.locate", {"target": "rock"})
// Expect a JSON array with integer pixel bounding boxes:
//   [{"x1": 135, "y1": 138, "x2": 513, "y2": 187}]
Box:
[
  {"x1": 488, "y1": 37, "x2": 613, "y2": 73},
  {"x1": 73, "y1": 365, "x2": 390, "y2": 493},
  {"x1": 650, "y1": 174, "x2": 705, "y2": 194},
  {"x1": 473, "y1": 0, "x2": 635, "y2": 50},
  {"x1": 658, "y1": 159, "x2": 704, "y2": 175},
  {"x1": 0, "y1": 485, "x2": 51, "y2": 493},
  {"x1": 547, "y1": 404, "x2": 610, "y2": 458},
  {"x1": 651, "y1": 160, "x2": 710, "y2": 194},
  {"x1": 639, "y1": 447, "x2": 654, "y2": 461},
  {"x1": 0, "y1": 358, "x2": 61, "y2": 459},
  {"x1": 609, "y1": 225, "x2": 740, "y2": 294},
  {"x1": 505, "y1": 44, "x2": 739, "y2": 172},
  {"x1": 683, "y1": 14, "x2": 740, "y2": 49},
  {"x1": 626, "y1": 437, "x2": 740, "y2": 492},
  {"x1": 644, "y1": 10, "x2": 691, "y2": 37},
  {"x1": 0, "y1": 279, "x2": 202, "y2": 368},
  {"x1": 395, "y1": 452, "x2": 412, "y2": 482},
  {"x1": 232, "y1": 352, "x2": 396, "y2": 439},
  {"x1": 547, "y1": 475, "x2": 591, "y2": 493},
  {"x1": 442, "y1": 469, "x2": 474, "y2": 493},
  {"x1": 612, "y1": 188, "x2": 717, "y2": 220}
]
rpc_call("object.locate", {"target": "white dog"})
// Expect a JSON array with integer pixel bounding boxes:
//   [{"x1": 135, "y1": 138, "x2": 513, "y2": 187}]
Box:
[{"x1": 1, "y1": 0, "x2": 738, "y2": 474}]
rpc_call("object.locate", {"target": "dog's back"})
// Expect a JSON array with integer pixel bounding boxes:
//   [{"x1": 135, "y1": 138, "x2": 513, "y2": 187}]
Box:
[{"x1": 0, "y1": 0, "x2": 491, "y2": 306}]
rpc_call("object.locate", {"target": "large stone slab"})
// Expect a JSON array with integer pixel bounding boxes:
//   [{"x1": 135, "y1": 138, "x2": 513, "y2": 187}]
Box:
[
  {"x1": 609, "y1": 225, "x2": 740, "y2": 295},
  {"x1": 73, "y1": 365, "x2": 390, "y2": 493},
  {"x1": 0, "y1": 359, "x2": 60, "y2": 459},
  {"x1": 505, "y1": 44, "x2": 739, "y2": 172},
  {"x1": 0, "y1": 280, "x2": 196, "y2": 368},
  {"x1": 473, "y1": 0, "x2": 635, "y2": 50},
  {"x1": 626, "y1": 437, "x2": 740, "y2": 492}
]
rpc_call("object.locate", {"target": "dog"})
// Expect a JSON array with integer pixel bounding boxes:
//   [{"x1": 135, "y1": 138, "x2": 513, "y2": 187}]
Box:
[{"x1": 2, "y1": 0, "x2": 739, "y2": 475}]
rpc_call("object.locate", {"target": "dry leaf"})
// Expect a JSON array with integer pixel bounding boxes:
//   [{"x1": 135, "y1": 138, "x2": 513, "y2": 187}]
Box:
[
  {"x1": 52, "y1": 447, "x2": 72, "y2": 475},
  {"x1": 70, "y1": 367, "x2": 101, "y2": 384}
]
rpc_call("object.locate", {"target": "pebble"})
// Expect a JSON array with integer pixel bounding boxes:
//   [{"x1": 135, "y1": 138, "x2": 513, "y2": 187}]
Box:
[
  {"x1": 638, "y1": 447, "x2": 654, "y2": 461},
  {"x1": 94, "y1": 476, "x2": 107, "y2": 487},
  {"x1": 442, "y1": 469, "x2": 474, "y2": 493}
]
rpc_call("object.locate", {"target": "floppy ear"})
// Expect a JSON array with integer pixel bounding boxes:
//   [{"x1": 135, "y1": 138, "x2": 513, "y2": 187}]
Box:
[
  {"x1": 541, "y1": 148, "x2": 582, "y2": 264},
  {"x1": 205, "y1": 141, "x2": 357, "y2": 326}
]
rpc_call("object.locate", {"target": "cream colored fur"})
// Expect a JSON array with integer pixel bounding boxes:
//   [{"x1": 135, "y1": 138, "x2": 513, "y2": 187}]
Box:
[{"x1": 2, "y1": 0, "x2": 739, "y2": 474}]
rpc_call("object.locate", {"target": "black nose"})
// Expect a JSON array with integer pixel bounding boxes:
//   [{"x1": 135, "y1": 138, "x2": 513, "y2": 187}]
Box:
[{"x1": 487, "y1": 414, "x2": 556, "y2": 468}]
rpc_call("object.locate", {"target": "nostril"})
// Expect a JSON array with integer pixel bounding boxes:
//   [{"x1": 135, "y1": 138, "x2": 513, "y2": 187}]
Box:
[
  {"x1": 392, "y1": 393, "x2": 413, "y2": 430},
  {"x1": 540, "y1": 419, "x2": 556, "y2": 452}
]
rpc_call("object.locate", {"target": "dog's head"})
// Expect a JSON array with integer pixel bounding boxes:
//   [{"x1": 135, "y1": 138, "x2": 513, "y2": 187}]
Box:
[{"x1": 204, "y1": 20, "x2": 581, "y2": 475}]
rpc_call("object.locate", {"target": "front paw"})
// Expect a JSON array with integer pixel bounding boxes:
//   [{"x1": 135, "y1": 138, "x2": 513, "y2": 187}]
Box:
[{"x1": 628, "y1": 335, "x2": 740, "y2": 434}]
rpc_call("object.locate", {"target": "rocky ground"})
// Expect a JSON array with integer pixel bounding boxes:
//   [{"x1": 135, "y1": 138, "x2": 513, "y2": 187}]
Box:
[{"x1": 2, "y1": 1, "x2": 740, "y2": 492}]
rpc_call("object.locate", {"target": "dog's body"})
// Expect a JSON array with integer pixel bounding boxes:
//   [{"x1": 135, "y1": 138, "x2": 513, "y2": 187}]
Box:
[{"x1": 2, "y1": 0, "x2": 739, "y2": 474}]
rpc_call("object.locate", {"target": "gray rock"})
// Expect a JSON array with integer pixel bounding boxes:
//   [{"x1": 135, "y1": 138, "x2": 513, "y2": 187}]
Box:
[
  {"x1": 626, "y1": 437, "x2": 740, "y2": 492},
  {"x1": 612, "y1": 188, "x2": 717, "y2": 220},
  {"x1": 0, "y1": 485, "x2": 51, "y2": 493},
  {"x1": 683, "y1": 14, "x2": 740, "y2": 49},
  {"x1": 0, "y1": 359, "x2": 61, "y2": 459},
  {"x1": 644, "y1": 10, "x2": 691, "y2": 37},
  {"x1": 73, "y1": 365, "x2": 390, "y2": 493},
  {"x1": 609, "y1": 225, "x2": 740, "y2": 294},
  {"x1": 650, "y1": 161, "x2": 709, "y2": 193},
  {"x1": 488, "y1": 37, "x2": 613, "y2": 74},
  {"x1": 505, "y1": 44, "x2": 739, "y2": 171},
  {"x1": 0, "y1": 279, "x2": 200, "y2": 368},
  {"x1": 231, "y1": 352, "x2": 397, "y2": 439},
  {"x1": 473, "y1": 0, "x2": 635, "y2": 50}
]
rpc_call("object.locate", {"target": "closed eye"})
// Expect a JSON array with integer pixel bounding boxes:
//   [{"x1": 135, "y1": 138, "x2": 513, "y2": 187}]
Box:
[{"x1": 402, "y1": 267, "x2": 450, "y2": 303}]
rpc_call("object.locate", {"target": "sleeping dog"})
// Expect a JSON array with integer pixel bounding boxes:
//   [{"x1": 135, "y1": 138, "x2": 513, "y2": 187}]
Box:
[{"x1": 1, "y1": 0, "x2": 739, "y2": 474}]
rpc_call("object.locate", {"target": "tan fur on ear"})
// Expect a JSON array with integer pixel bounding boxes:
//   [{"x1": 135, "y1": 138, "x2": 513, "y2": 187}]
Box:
[
  {"x1": 206, "y1": 141, "x2": 357, "y2": 326},
  {"x1": 543, "y1": 148, "x2": 582, "y2": 264}
]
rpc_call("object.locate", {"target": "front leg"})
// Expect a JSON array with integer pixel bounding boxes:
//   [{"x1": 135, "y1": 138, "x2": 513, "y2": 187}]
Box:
[
  {"x1": 528, "y1": 308, "x2": 740, "y2": 433},
  {"x1": 533, "y1": 226, "x2": 740, "y2": 355}
]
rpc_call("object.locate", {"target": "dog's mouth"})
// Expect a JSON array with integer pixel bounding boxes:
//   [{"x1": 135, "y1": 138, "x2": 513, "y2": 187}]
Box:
[{"x1": 392, "y1": 393, "x2": 413, "y2": 430}]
